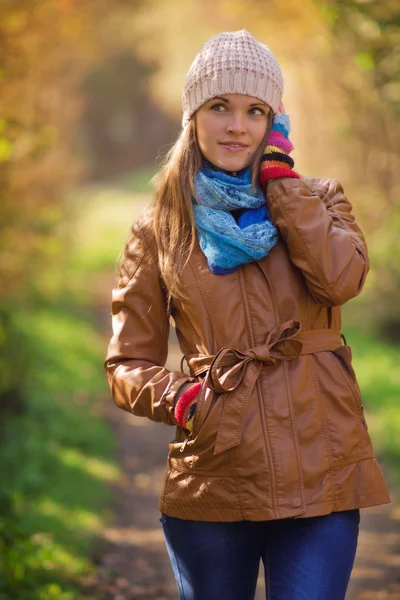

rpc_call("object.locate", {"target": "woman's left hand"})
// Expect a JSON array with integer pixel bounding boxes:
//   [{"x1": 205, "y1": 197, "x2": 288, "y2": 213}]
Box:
[{"x1": 259, "y1": 103, "x2": 300, "y2": 191}]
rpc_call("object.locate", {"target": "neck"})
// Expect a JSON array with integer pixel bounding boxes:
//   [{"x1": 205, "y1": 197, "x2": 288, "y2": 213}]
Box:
[{"x1": 205, "y1": 160, "x2": 250, "y2": 178}]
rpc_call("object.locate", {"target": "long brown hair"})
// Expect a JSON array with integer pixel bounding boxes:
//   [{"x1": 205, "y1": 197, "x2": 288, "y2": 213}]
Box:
[{"x1": 149, "y1": 110, "x2": 273, "y2": 304}]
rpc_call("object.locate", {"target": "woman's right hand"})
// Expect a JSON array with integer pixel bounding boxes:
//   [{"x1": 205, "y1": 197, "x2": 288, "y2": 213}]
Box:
[
  {"x1": 174, "y1": 382, "x2": 194, "y2": 404},
  {"x1": 174, "y1": 382, "x2": 202, "y2": 433}
]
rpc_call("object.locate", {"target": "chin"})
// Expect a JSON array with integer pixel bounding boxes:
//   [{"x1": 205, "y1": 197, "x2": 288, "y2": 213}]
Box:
[{"x1": 217, "y1": 159, "x2": 249, "y2": 172}]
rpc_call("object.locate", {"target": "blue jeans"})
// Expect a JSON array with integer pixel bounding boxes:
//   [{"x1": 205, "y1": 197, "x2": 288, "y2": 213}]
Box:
[{"x1": 159, "y1": 509, "x2": 360, "y2": 600}]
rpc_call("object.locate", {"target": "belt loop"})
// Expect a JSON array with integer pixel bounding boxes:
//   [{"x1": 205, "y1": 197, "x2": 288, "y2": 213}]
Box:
[
  {"x1": 340, "y1": 333, "x2": 348, "y2": 346},
  {"x1": 180, "y1": 354, "x2": 187, "y2": 373}
]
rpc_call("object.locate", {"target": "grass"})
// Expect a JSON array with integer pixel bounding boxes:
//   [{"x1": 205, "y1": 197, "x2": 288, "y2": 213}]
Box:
[
  {"x1": 342, "y1": 323, "x2": 400, "y2": 487},
  {"x1": 0, "y1": 167, "x2": 154, "y2": 599},
  {"x1": 0, "y1": 307, "x2": 119, "y2": 599}
]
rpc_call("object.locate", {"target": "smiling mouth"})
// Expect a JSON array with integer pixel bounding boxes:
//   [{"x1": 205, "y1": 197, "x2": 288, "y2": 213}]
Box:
[
  {"x1": 220, "y1": 142, "x2": 249, "y2": 147},
  {"x1": 219, "y1": 143, "x2": 249, "y2": 152}
]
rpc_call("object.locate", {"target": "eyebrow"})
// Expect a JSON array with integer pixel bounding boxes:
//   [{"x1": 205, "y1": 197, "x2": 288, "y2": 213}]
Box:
[{"x1": 210, "y1": 96, "x2": 268, "y2": 108}]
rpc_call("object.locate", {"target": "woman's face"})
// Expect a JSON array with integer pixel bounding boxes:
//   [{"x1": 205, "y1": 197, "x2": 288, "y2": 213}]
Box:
[{"x1": 194, "y1": 93, "x2": 271, "y2": 172}]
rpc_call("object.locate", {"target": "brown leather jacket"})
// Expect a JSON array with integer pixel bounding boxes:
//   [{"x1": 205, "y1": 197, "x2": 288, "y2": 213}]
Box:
[{"x1": 104, "y1": 177, "x2": 391, "y2": 521}]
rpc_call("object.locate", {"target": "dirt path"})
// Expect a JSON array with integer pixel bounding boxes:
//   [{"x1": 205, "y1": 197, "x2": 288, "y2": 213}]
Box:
[{"x1": 95, "y1": 304, "x2": 400, "y2": 599}]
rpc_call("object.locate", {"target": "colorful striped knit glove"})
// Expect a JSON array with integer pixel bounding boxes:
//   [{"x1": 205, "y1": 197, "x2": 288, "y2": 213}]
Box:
[
  {"x1": 259, "y1": 102, "x2": 300, "y2": 191},
  {"x1": 174, "y1": 382, "x2": 202, "y2": 433}
]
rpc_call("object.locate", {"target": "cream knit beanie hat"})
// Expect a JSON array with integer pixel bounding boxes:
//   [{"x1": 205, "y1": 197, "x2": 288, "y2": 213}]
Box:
[{"x1": 182, "y1": 29, "x2": 284, "y2": 128}]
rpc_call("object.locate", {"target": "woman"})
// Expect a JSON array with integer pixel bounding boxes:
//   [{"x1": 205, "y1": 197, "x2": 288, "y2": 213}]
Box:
[{"x1": 104, "y1": 30, "x2": 391, "y2": 600}]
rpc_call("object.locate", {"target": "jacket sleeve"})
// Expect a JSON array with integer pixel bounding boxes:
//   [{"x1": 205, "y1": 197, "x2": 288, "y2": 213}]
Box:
[
  {"x1": 266, "y1": 177, "x2": 370, "y2": 306},
  {"x1": 104, "y1": 223, "x2": 195, "y2": 425}
]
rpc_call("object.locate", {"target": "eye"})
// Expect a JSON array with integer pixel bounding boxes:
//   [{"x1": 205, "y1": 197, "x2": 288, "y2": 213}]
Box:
[
  {"x1": 210, "y1": 103, "x2": 226, "y2": 111},
  {"x1": 250, "y1": 107, "x2": 266, "y2": 116},
  {"x1": 210, "y1": 103, "x2": 266, "y2": 116}
]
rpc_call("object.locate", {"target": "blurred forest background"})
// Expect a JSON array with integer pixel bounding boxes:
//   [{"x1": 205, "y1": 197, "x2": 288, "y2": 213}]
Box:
[{"x1": 0, "y1": 0, "x2": 399, "y2": 598}]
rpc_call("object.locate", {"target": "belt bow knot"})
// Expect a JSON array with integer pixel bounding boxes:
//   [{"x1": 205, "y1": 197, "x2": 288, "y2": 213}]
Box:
[
  {"x1": 209, "y1": 319, "x2": 302, "y2": 394},
  {"x1": 183, "y1": 321, "x2": 341, "y2": 456}
]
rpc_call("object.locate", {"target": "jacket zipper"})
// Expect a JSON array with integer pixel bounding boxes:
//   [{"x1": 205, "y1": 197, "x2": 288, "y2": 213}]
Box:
[
  {"x1": 255, "y1": 260, "x2": 306, "y2": 515},
  {"x1": 360, "y1": 404, "x2": 368, "y2": 430},
  {"x1": 238, "y1": 268, "x2": 278, "y2": 511},
  {"x1": 180, "y1": 437, "x2": 190, "y2": 452}
]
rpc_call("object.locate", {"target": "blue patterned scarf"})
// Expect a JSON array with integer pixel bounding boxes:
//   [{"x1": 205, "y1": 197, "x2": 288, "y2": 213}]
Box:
[{"x1": 192, "y1": 162, "x2": 279, "y2": 274}]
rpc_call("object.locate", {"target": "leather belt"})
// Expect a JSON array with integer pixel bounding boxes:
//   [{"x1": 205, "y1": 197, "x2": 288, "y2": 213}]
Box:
[{"x1": 183, "y1": 320, "x2": 342, "y2": 455}]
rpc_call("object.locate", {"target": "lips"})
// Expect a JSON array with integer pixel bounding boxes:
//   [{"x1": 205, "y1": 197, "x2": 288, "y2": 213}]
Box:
[
  {"x1": 219, "y1": 142, "x2": 249, "y2": 147},
  {"x1": 219, "y1": 142, "x2": 249, "y2": 153}
]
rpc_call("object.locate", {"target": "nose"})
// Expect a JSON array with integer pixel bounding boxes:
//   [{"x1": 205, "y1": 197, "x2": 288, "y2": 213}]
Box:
[{"x1": 226, "y1": 111, "x2": 247, "y2": 135}]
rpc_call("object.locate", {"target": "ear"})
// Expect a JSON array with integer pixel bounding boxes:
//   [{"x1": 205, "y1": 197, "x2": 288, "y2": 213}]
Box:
[{"x1": 276, "y1": 101, "x2": 285, "y2": 116}]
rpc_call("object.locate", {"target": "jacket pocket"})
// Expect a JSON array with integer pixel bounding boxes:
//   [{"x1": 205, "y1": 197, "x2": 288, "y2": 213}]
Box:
[
  {"x1": 315, "y1": 348, "x2": 373, "y2": 464},
  {"x1": 190, "y1": 378, "x2": 219, "y2": 439},
  {"x1": 330, "y1": 344, "x2": 356, "y2": 384},
  {"x1": 329, "y1": 345, "x2": 368, "y2": 431},
  {"x1": 167, "y1": 380, "x2": 223, "y2": 471},
  {"x1": 167, "y1": 380, "x2": 215, "y2": 451}
]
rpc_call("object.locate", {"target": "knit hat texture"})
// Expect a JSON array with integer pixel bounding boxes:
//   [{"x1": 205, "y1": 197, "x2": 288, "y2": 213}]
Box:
[{"x1": 182, "y1": 29, "x2": 284, "y2": 128}]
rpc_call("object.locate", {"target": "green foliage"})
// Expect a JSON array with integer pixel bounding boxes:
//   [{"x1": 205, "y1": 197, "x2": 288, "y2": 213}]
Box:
[
  {"x1": 1, "y1": 1, "x2": 399, "y2": 595},
  {"x1": 0, "y1": 8, "x2": 128, "y2": 593},
  {"x1": 324, "y1": 0, "x2": 400, "y2": 335},
  {"x1": 344, "y1": 325, "x2": 400, "y2": 484},
  {"x1": 0, "y1": 307, "x2": 118, "y2": 599},
  {"x1": 354, "y1": 51, "x2": 375, "y2": 71}
]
